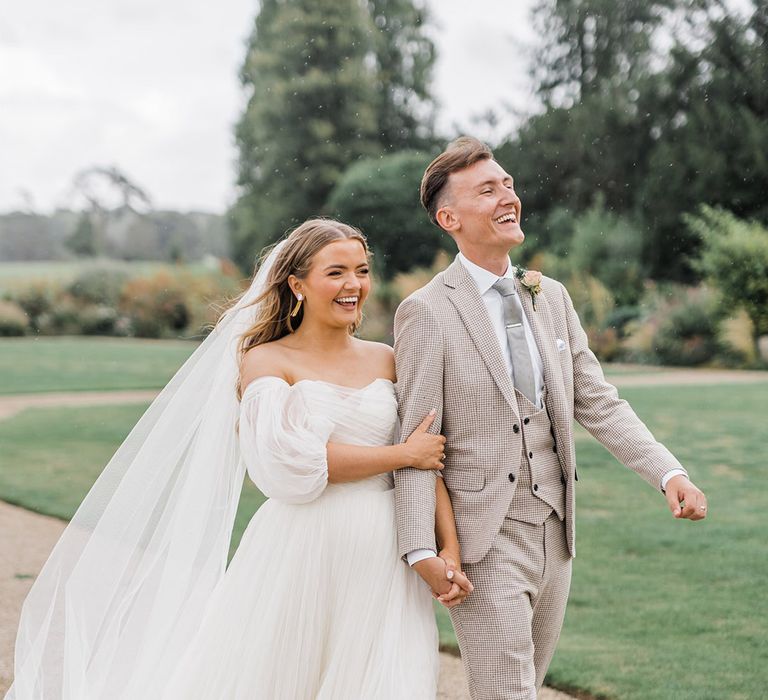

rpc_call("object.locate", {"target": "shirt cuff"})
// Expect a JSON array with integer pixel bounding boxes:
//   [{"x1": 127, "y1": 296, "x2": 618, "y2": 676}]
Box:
[
  {"x1": 661, "y1": 468, "x2": 688, "y2": 492},
  {"x1": 406, "y1": 548, "x2": 437, "y2": 567}
]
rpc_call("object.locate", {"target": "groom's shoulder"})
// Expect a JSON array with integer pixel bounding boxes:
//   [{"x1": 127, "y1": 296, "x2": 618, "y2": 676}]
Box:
[
  {"x1": 540, "y1": 273, "x2": 568, "y2": 297},
  {"x1": 399, "y1": 270, "x2": 450, "y2": 309}
]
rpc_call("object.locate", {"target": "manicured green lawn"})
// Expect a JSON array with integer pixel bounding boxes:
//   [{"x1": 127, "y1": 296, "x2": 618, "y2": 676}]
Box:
[
  {"x1": 1, "y1": 378, "x2": 765, "y2": 699},
  {"x1": 433, "y1": 383, "x2": 767, "y2": 699},
  {"x1": 0, "y1": 337, "x2": 197, "y2": 394},
  {"x1": 0, "y1": 260, "x2": 211, "y2": 292}
]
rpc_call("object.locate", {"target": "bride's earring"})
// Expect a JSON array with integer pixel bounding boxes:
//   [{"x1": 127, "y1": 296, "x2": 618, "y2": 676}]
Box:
[{"x1": 290, "y1": 293, "x2": 303, "y2": 318}]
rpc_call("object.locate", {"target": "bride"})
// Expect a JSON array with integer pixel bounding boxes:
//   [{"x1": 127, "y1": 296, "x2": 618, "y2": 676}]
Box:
[{"x1": 7, "y1": 218, "x2": 472, "y2": 699}]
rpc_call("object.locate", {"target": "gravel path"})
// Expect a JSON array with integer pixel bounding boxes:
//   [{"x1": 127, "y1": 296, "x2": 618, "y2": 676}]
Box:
[{"x1": 0, "y1": 501, "x2": 575, "y2": 699}]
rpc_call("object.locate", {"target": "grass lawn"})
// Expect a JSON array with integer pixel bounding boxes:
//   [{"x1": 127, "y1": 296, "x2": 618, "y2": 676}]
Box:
[
  {"x1": 0, "y1": 260, "x2": 212, "y2": 292},
  {"x1": 1, "y1": 378, "x2": 765, "y2": 698},
  {"x1": 432, "y1": 382, "x2": 767, "y2": 699},
  {"x1": 0, "y1": 337, "x2": 197, "y2": 394}
]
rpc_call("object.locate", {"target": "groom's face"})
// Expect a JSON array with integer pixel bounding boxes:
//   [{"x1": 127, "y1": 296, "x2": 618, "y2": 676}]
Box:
[{"x1": 438, "y1": 158, "x2": 524, "y2": 253}]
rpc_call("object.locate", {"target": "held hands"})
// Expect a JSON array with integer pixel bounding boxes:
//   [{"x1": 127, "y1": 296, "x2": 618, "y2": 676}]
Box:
[
  {"x1": 665, "y1": 475, "x2": 708, "y2": 521},
  {"x1": 413, "y1": 553, "x2": 473, "y2": 609},
  {"x1": 402, "y1": 410, "x2": 447, "y2": 471}
]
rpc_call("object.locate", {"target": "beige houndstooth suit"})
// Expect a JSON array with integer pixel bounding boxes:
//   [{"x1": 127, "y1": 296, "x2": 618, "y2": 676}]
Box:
[{"x1": 393, "y1": 258, "x2": 686, "y2": 699}]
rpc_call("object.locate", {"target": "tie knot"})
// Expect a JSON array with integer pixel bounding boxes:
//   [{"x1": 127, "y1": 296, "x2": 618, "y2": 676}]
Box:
[{"x1": 492, "y1": 278, "x2": 517, "y2": 297}]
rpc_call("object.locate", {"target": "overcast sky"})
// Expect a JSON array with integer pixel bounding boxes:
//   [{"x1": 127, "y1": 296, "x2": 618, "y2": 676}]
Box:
[{"x1": 0, "y1": 0, "x2": 536, "y2": 214}]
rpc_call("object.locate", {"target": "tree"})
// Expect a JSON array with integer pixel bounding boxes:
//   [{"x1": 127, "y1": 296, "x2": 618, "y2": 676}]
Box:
[
  {"x1": 686, "y1": 206, "x2": 768, "y2": 362},
  {"x1": 365, "y1": 0, "x2": 437, "y2": 151},
  {"x1": 530, "y1": 0, "x2": 675, "y2": 106},
  {"x1": 67, "y1": 166, "x2": 153, "y2": 259},
  {"x1": 326, "y1": 151, "x2": 450, "y2": 278},
  {"x1": 231, "y1": 0, "x2": 380, "y2": 269},
  {"x1": 639, "y1": 2, "x2": 768, "y2": 279},
  {"x1": 231, "y1": 0, "x2": 438, "y2": 269},
  {"x1": 66, "y1": 213, "x2": 100, "y2": 257}
]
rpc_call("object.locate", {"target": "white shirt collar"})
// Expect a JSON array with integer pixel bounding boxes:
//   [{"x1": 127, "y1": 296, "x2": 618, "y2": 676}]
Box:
[{"x1": 456, "y1": 251, "x2": 515, "y2": 295}]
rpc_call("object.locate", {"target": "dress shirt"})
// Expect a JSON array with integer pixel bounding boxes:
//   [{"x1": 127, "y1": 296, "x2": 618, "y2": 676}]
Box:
[{"x1": 457, "y1": 252, "x2": 545, "y2": 408}]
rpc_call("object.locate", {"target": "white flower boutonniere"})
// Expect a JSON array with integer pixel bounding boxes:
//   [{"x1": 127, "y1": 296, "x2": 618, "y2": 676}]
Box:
[{"x1": 514, "y1": 265, "x2": 542, "y2": 310}]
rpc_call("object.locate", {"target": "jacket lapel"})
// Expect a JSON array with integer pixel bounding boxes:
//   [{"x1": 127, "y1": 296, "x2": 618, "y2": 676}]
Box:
[{"x1": 444, "y1": 261, "x2": 519, "y2": 415}]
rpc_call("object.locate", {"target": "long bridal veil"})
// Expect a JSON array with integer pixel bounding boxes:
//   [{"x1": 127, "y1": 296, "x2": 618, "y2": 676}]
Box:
[{"x1": 7, "y1": 243, "x2": 286, "y2": 700}]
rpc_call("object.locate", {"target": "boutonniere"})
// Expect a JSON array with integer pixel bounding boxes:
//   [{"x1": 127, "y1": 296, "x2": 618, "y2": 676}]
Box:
[{"x1": 514, "y1": 265, "x2": 542, "y2": 310}]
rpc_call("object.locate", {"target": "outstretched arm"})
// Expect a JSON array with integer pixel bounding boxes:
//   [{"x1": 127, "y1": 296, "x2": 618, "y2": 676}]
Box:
[{"x1": 560, "y1": 283, "x2": 708, "y2": 520}]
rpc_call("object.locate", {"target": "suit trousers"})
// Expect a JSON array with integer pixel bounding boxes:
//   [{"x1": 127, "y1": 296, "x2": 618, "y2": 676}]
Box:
[{"x1": 449, "y1": 512, "x2": 572, "y2": 699}]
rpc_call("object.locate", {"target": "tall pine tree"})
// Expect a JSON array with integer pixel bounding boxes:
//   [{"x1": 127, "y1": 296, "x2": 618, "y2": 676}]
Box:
[
  {"x1": 530, "y1": 0, "x2": 674, "y2": 106},
  {"x1": 232, "y1": 0, "x2": 379, "y2": 267},
  {"x1": 366, "y1": 0, "x2": 437, "y2": 151},
  {"x1": 231, "y1": 0, "x2": 437, "y2": 268}
]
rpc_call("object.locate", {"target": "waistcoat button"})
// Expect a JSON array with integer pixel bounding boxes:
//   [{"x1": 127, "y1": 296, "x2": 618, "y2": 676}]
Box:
[
  {"x1": 508, "y1": 473, "x2": 516, "y2": 483},
  {"x1": 513, "y1": 424, "x2": 519, "y2": 433}
]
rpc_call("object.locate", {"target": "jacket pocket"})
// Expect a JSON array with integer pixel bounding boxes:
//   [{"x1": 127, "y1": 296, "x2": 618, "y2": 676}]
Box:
[{"x1": 444, "y1": 468, "x2": 486, "y2": 492}]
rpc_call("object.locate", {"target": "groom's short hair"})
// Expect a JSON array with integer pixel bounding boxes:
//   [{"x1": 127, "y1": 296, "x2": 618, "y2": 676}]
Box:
[{"x1": 420, "y1": 136, "x2": 494, "y2": 225}]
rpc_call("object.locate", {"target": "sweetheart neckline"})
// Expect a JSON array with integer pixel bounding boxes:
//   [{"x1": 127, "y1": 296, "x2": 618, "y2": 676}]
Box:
[
  {"x1": 241, "y1": 376, "x2": 394, "y2": 400},
  {"x1": 293, "y1": 377, "x2": 394, "y2": 392}
]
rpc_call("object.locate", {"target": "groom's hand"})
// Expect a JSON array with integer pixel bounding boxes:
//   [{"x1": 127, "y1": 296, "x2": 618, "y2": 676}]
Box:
[{"x1": 665, "y1": 475, "x2": 708, "y2": 521}]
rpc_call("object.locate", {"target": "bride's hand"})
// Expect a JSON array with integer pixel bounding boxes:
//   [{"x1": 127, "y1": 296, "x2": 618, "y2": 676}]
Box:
[
  {"x1": 436, "y1": 549, "x2": 473, "y2": 608},
  {"x1": 402, "y1": 411, "x2": 447, "y2": 470}
]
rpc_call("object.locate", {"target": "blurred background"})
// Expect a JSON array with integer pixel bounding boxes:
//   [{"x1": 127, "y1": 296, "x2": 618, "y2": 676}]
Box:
[
  {"x1": 1, "y1": 2, "x2": 767, "y2": 699},
  {"x1": 1, "y1": 0, "x2": 766, "y2": 365}
]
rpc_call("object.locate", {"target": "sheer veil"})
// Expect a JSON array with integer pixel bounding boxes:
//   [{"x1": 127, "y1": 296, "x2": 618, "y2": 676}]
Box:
[{"x1": 7, "y1": 242, "x2": 286, "y2": 700}]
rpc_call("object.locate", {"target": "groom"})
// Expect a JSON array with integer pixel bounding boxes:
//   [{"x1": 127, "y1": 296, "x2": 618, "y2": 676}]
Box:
[{"x1": 393, "y1": 136, "x2": 708, "y2": 699}]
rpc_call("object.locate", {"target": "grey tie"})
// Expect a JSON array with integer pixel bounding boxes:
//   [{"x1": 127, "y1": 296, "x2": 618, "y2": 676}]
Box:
[{"x1": 492, "y1": 278, "x2": 537, "y2": 405}]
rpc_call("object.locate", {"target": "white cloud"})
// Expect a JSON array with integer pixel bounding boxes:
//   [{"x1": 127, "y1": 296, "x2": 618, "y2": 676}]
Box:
[{"x1": 0, "y1": 0, "x2": 535, "y2": 214}]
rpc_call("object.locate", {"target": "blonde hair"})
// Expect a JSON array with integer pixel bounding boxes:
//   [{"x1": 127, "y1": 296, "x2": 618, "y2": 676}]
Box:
[{"x1": 231, "y1": 218, "x2": 370, "y2": 394}]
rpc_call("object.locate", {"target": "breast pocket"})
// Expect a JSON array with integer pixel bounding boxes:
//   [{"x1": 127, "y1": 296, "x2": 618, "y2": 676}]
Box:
[{"x1": 443, "y1": 468, "x2": 485, "y2": 492}]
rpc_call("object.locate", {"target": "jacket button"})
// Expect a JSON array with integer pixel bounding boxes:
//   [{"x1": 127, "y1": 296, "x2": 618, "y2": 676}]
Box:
[
  {"x1": 528, "y1": 451, "x2": 533, "y2": 459},
  {"x1": 513, "y1": 424, "x2": 519, "y2": 433},
  {"x1": 523, "y1": 417, "x2": 530, "y2": 425},
  {"x1": 508, "y1": 473, "x2": 516, "y2": 483},
  {"x1": 533, "y1": 483, "x2": 539, "y2": 491}
]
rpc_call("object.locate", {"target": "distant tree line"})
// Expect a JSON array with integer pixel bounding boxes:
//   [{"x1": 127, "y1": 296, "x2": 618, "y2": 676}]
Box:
[
  {"x1": 231, "y1": 0, "x2": 767, "y2": 284},
  {"x1": 227, "y1": 0, "x2": 768, "y2": 366},
  {"x1": 0, "y1": 209, "x2": 229, "y2": 263}
]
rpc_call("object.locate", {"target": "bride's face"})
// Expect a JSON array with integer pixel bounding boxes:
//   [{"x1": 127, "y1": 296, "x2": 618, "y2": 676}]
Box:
[{"x1": 291, "y1": 239, "x2": 371, "y2": 330}]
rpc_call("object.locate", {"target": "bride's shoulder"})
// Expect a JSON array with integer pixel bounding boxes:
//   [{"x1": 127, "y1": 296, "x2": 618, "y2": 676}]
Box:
[{"x1": 240, "y1": 341, "x2": 292, "y2": 389}]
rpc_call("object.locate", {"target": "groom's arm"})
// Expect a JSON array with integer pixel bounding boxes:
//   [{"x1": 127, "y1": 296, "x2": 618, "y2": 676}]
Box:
[
  {"x1": 393, "y1": 295, "x2": 445, "y2": 558},
  {"x1": 560, "y1": 283, "x2": 707, "y2": 517}
]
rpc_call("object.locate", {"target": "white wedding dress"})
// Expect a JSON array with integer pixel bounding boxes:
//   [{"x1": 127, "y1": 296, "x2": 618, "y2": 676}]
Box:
[{"x1": 161, "y1": 376, "x2": 439, "y2": 699}]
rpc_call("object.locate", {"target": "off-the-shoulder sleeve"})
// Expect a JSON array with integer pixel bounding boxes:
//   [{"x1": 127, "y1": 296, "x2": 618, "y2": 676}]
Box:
[{"x1": 239, "y1": 377, "x2": 336, "y2": 504}]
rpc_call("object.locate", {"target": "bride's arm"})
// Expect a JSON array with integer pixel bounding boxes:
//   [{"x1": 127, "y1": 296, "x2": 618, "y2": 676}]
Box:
[
  {"x1": 326, "y1": 412, "x2": 445, "y2": 483},
  {"x1": 435, "y1": 476, "x2": 460, "y2": 564}
]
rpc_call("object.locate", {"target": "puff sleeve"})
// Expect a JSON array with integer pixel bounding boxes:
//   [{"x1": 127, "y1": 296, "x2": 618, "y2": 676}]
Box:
[{"x1": 238, "y1": 377, "x2": 336, "y2": 504}]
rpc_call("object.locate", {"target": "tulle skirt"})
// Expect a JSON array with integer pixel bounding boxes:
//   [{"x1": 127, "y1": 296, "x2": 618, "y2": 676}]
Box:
[{"x1": 162, "y1": 476, "x2": 439, "y2": 699}]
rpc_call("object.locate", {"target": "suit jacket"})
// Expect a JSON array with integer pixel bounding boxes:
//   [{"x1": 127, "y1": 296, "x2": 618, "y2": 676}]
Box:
[{"x1": 393, "y1": 259, "x2": 685, "y2": 563}]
